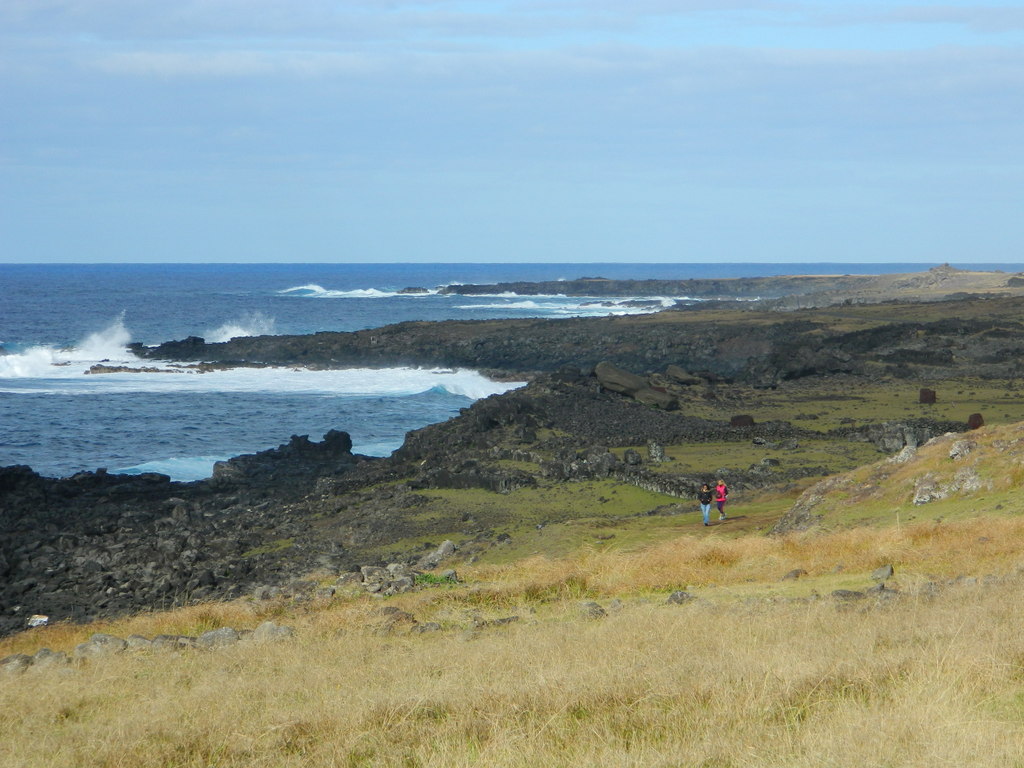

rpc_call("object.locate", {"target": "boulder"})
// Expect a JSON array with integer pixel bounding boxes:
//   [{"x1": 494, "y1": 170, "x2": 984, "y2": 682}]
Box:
[
  {"x1": 871, "y1": 564, "x2": 894, "y2": 583},
  {"x1": 949, "y1": 440, "x2": 976, "y2": 460},
  {"x1": 250, "y1": 621, "x2": 294, "y2": 644},
  {"x1": 594, "y1": 361, "x2": 647, "y2": 395},
  {"x1": 32, "y1": 648, "x2": 68, "y2": 668},
  {"x1": 151, "y1": 635, "x2": 198, "y2": 651},
  {"x1": 197, "y1": 627, "x2": 240, "y2": 649},
  {"x1": 418, "y1": 540, "x2": 456, "y2": 569},
  {"x1": 335, "y1": 572, "x2": 363, "y2": 587},
  {"x1": 1, "y1": 653, "x2": 32, "y2": 676},
  {"x1": 579, "y1": 601, "x2": 607, "y2": 619},
  {"x1": 73, "y1": 633, "x2": 127, "y2": 660},
  {"x1": 634, "y1": 387, "x2": 679, "y2": 410},
  {"x1": 666, "y1": 591, "x2": 695, "y2": 604}
]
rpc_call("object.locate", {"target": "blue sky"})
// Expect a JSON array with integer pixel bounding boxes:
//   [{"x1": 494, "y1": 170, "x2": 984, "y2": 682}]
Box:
[{"x1": 2, "y1": 1, "x2": 1022, "y2": 263}]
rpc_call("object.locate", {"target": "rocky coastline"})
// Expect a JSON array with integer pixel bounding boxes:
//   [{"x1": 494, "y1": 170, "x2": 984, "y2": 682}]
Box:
[
  {"x1": 0, "y1": 363, "x2": 965, "y2": 638},
  {"x1": 130, "y1": 292, "x2": 1024, "y2": 385},
  {"x1": 6, "y1": 266, "x2": 1024, "y2": 638}
]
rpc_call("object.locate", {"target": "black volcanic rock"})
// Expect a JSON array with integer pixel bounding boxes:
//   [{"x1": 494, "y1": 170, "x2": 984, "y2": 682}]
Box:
[
  {"x1": 10, "y1": 287, "x2": 1022, "y2": 637},
  {"x1": 0, "y1": 432, "x2": 372, "y2": 638},
  {"x1": 435, "y1": 275, "x2": 871, "y2": 299},
  {"x1": 131, "y1": 295, "x2": 1024, "y2": 385}
]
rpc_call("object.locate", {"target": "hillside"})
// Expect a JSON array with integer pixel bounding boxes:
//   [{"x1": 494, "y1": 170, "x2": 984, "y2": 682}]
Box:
[
  {"x1": 5, "y1": 451, "x2": 1024, "y2": 765},
  {"x1": 7, "y1": 332, "x2": 1024, "y2": 763},
  {"x1": 773, "y1": 420, "x2": 1024, "y2": 533}
]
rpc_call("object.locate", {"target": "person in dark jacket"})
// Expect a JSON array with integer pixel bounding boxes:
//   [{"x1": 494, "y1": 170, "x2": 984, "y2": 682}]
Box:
[{"x1": 698, "y1": 483, "x2": 713, "y2": 526}]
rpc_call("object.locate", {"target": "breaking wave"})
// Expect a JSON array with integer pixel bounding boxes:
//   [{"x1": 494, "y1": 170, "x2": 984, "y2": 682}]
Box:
[
  {"x1": 205, "y1": 312, "x2": 277, "y2": 343},
  {"x1": 114, "y1": 456, "x2": 229, "y2": 482},
  {"x1": 0, "y1": 360, "x2": 525, "y2": 399},
  {"x1": 279, "y1": 284, "x2": 437, "y2": 299},
  {"x1": 454, "y1": 296, "x2": 678, "y2": 315},
  {"x1": 0, "y1": 315, "x2": 136, "y2": 379}
]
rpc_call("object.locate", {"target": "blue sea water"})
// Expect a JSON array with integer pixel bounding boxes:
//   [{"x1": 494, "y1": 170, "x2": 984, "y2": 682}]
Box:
[{"x1": 1, "y1": 262, "x2": 1017, "y2": 480}]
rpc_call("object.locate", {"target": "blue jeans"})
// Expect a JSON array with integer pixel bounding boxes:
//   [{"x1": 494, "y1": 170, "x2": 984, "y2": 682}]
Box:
[{"x1": 700, "y1": 503, "x2": 711, "y2": 524}]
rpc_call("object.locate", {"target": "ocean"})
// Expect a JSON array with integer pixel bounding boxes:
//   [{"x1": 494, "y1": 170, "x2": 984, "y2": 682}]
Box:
[{"x1": 1, "y1": 262, "x2": 1016, "y2": 481}]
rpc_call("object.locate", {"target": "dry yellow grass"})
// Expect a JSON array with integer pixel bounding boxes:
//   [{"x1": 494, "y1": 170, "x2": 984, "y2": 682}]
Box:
[
  {"x1": 4, "y1": 516, "x2": 1024, "y2": 766},
  {"x1": 3, "y1": 579, "x2": 1024, "y2": 767},
  {"x1": 457, "y1": 515, "x2": 1024, "y2": 602}
]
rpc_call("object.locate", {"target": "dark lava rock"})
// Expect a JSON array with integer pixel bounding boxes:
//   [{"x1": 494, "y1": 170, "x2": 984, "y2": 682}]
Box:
[{"x1": 0, "y1": 431, "x2": 370, "y2": 638}]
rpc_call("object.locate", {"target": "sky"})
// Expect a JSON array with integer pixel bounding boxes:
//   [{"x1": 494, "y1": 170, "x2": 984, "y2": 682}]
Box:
[{"x1": 1, "y1": 1, "x2": 1023, "y2": 264}]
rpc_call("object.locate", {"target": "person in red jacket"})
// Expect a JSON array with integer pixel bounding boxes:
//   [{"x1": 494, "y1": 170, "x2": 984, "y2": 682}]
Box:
[{"x1": 715, "y1": 479, "x2": 729, "y2": 521}]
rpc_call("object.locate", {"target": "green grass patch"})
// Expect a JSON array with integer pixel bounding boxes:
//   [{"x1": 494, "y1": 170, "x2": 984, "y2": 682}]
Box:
[
  {"x1": 241, "y1": 538, "x2": 295, "y2": 558},
  {"x1": 668, "y1": 377, "x2": 1024, "y2": 433}
]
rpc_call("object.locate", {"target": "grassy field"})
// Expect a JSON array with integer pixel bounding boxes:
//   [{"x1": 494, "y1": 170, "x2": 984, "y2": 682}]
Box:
[
  {"x1": 6, "y1": 370, "x2": 1024, "y2": 766},
  {"x1": 5, "y1": 511, "x2": 1024, "y2": 767},
  {"x1": 671, "y1": 375, "x2": 1024, "y2": 432},
  {"x1": 352, "y1": 377, "x2": 1024, "y2": 569}
]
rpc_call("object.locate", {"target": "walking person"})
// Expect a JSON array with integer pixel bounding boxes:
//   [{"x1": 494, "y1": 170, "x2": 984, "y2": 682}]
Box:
[
  {"x1": 715, "y1": 479, "x2": 729, "y2": 521},
  {"x1": 698, "y1": 483, "x2": 713, "y2": 526}
]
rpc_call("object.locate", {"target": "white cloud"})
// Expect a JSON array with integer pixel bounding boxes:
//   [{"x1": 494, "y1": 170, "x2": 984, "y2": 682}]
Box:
[
  {"x1": 864, "y1": 5, "x2": 1024, "y2": 33},
  {"x1": 89, "y1": 49, "x2": 381, "y2": 78}
]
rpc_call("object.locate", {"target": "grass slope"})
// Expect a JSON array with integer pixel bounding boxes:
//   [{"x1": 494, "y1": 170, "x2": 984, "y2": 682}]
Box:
[
  {"x1": 7, "y1": 372, "x2": 1024, "y2": 764},
  {"x1": 5, "y1": 508, "x2": 1024, "y2": 766}
]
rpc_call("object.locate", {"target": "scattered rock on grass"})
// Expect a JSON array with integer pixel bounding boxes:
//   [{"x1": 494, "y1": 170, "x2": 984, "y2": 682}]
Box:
[
  {"x1": 666, "y1": 591, "x2": 696, "y2": 604},
  {"x1": 0, "y1": 653, "x2": 32, "y2": 676},
  {"x1": 196, "y1": 627, "x2": 240, "y2": 649},
  {"x1": 73, "y1": 633, "x2": 127, "y2": 660},
  {"x1": 831, "y1": 589, "x2": 866, "y2": 601},
  {"x1": 871, "y1": 564, "x2": 895, "y2": 583}
]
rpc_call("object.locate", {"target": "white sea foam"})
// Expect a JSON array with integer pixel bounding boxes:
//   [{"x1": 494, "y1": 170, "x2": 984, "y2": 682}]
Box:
[
  {"x1": 0, "y1": 316, "x2": 136, "y2": 379},
  {"x1": 350, "y1": 439, "x2": 404, "y2": 458},
  {"x1": 113, "y1": 439, "x2": 408, "y2": 481},
  {"x1": 205, "y1": 311, "x2": 277, "y2": 343},
  {"x1": 454, "y1": 296, "x2": 675, "y2": 316},
  {"x1": 279, "y1": 284, "x2": 437, "y2": 299},
  {"x1": 0, "y1": 361, "x2": 525, "y2": 399},
  {"x1": 114, "y1": 456, "x2": 228, "y2": 482}
]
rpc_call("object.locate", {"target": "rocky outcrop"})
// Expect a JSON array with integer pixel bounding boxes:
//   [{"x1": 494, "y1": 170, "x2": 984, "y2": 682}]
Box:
[
  {"x1": 0, "y1": 432, "x2": 372, "y2": 638},
  {"x1": 831, "y1": 419, "x2": 966, "y2": 452},
  {"x1": 210, "y1": 429, "x2": 363, "y2": 490}
]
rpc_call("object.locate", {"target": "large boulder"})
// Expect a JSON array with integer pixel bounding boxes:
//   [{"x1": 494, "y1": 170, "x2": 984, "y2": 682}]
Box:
[
  {"x1": 594, "y1": 361, "x2": 647, "y2": 395},
  {"x1": 197, "y1": 627, "x2": 240, "y2": 649},
  {"x1": 0, "y1": 653, "x2": 32, "y2": 676},
  {"x1": 634, "y1": 388, "x2": 679, "y2": 410},
  {"x1": 73, "y1": 633, "x2": 127, "y2": 660}
]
